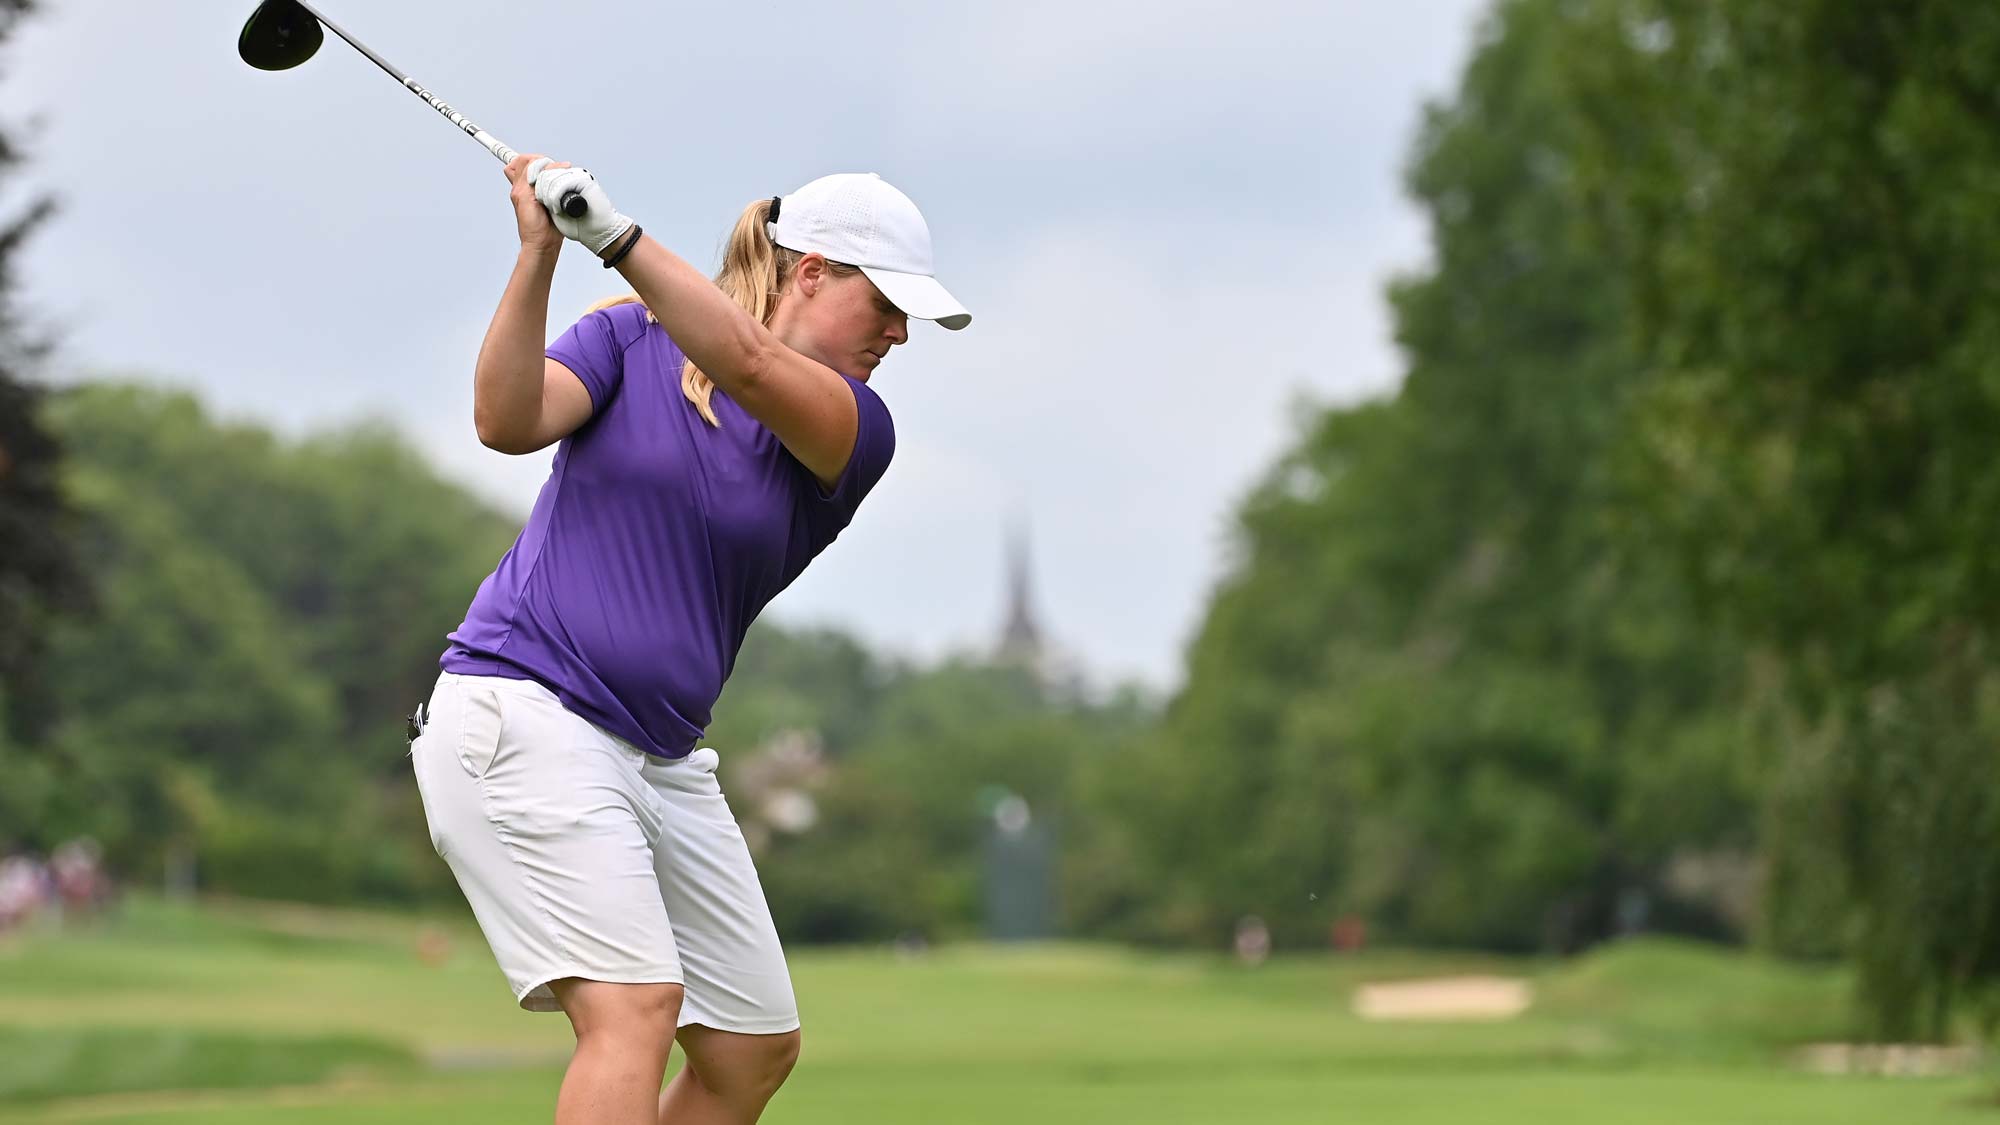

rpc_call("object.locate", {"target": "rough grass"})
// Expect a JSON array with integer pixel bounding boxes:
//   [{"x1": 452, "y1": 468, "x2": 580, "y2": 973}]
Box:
[{"x1": 0, "y1": 1025, "x2": 414, "y2": 1104}]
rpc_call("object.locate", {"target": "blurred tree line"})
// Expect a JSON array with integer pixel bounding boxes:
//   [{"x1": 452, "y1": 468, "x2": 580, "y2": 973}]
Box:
[
  {"x1": 5, "y1": 0, "x2": 1999, "y2": 1042},
  {"x1": 1109, "y1": 0, "x2": 2000, "y2": 1039}
]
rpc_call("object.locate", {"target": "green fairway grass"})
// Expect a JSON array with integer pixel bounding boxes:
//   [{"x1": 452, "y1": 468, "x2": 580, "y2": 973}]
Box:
[{"x1": 0, "y1": 897, "x2": 1990, "y2": 1123}]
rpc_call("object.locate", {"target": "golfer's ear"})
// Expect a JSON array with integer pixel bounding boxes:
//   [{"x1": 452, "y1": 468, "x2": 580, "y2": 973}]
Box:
[{"x1": 793, "y1": 253, "x2": 826, "y2": 297}]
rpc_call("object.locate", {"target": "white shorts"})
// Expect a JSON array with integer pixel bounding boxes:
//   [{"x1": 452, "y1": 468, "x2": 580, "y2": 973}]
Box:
[{"x1": 409, "y1": 671, "x2": 799, "y2": 1032}]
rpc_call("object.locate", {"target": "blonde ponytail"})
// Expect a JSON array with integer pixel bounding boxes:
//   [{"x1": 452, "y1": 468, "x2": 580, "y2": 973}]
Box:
[
  {"x1": 686, "y1": 198, "x2": 787, "y2": 427},
  {"x1": 586, "y1": 196, "x2": 857, "y2": 428}
]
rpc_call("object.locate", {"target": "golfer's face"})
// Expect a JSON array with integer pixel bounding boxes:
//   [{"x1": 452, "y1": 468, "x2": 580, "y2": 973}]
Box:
[{"x1": 823, "y1": 273, "x2": 908, "y2": 380}]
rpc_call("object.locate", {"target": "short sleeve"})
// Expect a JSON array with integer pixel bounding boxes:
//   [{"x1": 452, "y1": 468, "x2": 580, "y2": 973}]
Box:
[
  {"x1": 547, "y1": 303, "x2": 649, "y2": 411},
  {"x1": 800, "y1": 375, "x2": 897, "y2": 550}
]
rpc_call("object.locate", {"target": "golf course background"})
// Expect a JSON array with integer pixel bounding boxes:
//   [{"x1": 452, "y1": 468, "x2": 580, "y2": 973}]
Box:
[{"x1": 9, "y1": 0, "x2": 2000, "y2": 1118}]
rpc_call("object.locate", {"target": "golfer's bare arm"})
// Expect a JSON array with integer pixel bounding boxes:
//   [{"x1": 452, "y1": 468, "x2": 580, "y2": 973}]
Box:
[
  {"x1": 472, "y1": 243, "x2": 595, "y2": 455},
  {"x1": 472, "y1": 236, "x2": 858, "y2": 487},
  {"x1": 608, "y1": 235, "x2": 859, "y2": 488}
]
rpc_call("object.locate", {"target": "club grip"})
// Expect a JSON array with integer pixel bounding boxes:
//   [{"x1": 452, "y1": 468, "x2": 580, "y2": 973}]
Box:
[{"x1": 561, "y1": 190, "x2": 588, "y2": 219}]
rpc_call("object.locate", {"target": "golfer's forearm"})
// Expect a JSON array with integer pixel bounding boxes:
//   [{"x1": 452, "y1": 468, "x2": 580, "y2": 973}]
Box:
[
  {"x1": 608, "y1": 235, "x2": 771, "y2": 395},
  {"x1": 474, "y1": 246, "x2": 560, "y2": 448}
]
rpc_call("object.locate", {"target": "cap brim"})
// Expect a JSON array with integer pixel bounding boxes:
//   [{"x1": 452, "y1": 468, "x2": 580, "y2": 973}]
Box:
[{"x1": 861, "y1": 267, "x2": 971, "y2": 331}]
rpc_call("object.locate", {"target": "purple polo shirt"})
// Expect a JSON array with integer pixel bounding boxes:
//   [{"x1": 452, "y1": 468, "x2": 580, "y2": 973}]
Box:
[{"x1": 441, "y1": 302, "x2": 895, "y2": 759}]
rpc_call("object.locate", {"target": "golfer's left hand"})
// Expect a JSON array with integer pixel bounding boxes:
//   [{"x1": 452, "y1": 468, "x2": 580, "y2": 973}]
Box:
[{"x1": 527, "y1": 158, "x2": 634, "y2": 256}]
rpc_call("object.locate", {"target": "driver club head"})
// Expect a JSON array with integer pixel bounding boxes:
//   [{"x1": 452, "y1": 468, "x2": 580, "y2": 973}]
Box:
[{"x1": 238, "y1": 0, "x2": 324, "y2": 71}]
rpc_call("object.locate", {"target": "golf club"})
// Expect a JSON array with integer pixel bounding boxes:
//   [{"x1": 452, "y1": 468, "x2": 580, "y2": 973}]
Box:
[{"x1": 238, "y1": 0, "x2": 587, "y2": 218}]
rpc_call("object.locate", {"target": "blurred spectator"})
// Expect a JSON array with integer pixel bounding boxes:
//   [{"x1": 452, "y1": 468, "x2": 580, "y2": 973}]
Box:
[
  {"x1": 1616, "y1": 887, "x2": 1651, "y2": 936},
  {"x1": 1331, "y1": 914, "x2": 1368, "y2": 953},
  {"x1": 0, "y1": 853, "x2": 50, "y2": 933},
  {"x1": 0, "y1": 839, "x2": 115, "y2": 934},
  {"x1": 50, "y1": 837, "x2": 111, "y2": 925},
  {"x1": 892, "y1": 930, "x2": 930, "y2": 961},
  {"x1": 729, "y1": 729, "x2": 831, "y2": 856},
  {"x1": 415, "y1": 924, "x2": 454, "y2": 967},
  {"x1": 1234, "y1": 914, "x2": 1271, "y2": 966}
]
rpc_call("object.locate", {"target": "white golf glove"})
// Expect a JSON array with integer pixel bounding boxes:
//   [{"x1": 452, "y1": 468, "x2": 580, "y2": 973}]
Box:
[{"x1": 527, "y1": 158, "x2": 635, "y2": 256}]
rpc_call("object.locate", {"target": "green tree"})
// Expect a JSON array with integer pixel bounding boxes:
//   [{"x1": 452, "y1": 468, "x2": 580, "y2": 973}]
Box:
[
  {"x1": 48, "y1": 388, "x2": 516, "y2": 764},
  {"x1": 708, "y1": 624, "x2": 889, "y2": 756},
  {"x1": 31, "y1": 383, "x2": 516, "y2": 902},
  {"x1": 1565, "y1": 0, "x2": 2000, "y2": 1038},
  {"x1": 1118, "y1": 0, "x2": 1757, "y2": 953},
  {"x1": 0, "y1": 0, "x2": 88, "y2": 763}
]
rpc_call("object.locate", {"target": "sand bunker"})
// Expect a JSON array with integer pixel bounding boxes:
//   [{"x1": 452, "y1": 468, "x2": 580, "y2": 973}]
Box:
[{"x1": 1351, "y1": 975, "x2": 1533, "y2": 1021}]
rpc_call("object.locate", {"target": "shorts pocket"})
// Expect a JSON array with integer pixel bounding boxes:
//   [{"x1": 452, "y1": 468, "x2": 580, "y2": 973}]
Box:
[
  {"x1": 408, "y1": 684, "x2": 457, "y2": 859},
  {"x1": 455, "y1": 686, "x2": 506, "y2": 780},
  {"x1": 410, "y1": 745, "x2": 451, "y2": 859}
]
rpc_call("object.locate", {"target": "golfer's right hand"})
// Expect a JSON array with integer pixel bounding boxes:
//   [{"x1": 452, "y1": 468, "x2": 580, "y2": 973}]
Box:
[
  {"x1": 504, "y1": 154, "x2": 565, "y2": 255},
  {"x1": 526, "y1": 158, "x2": 635, "y2": 257}
]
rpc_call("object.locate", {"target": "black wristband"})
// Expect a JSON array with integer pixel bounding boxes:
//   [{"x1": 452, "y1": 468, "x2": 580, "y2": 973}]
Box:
[{"x1": 602, "y1": 224, "x2": 643, "y2": 269}]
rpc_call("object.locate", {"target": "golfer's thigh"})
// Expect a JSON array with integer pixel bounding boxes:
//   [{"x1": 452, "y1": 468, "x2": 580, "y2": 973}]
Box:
[{"x1": 644, "y1": 751, "x2": 799, "y2": 1033}]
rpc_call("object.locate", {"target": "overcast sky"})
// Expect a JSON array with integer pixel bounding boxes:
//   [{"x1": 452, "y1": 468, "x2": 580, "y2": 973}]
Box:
[{"x1": 5, "y1": 0, "x2": 1487, "y2": 690}]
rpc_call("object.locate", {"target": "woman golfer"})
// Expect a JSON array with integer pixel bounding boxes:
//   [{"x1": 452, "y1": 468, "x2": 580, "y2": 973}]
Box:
[{"x1": 409, "y1": 155, "x2": 969, "y2": 1125}]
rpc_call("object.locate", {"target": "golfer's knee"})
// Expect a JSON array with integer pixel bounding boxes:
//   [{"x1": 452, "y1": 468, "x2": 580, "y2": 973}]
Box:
[
  {"x1": 556, "y1": 979, "x2": 685, "y2": 1054},
  {"x1": 764, "y1": 1029, "x2": 802, "y2": 1088},
  {"x1": 695, "y1": 1029, "x2": 801, "y2": 1102}
]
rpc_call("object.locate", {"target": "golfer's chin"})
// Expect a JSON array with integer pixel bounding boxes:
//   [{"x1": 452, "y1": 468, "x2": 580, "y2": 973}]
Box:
[{"x1": 855, "y1": 352, "x2": 884, "y2": 377}]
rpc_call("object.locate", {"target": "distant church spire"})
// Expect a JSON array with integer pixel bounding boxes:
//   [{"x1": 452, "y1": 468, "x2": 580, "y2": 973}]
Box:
[{"x1": 995, "y1": 520, "x2": 1044, "y2": 666}]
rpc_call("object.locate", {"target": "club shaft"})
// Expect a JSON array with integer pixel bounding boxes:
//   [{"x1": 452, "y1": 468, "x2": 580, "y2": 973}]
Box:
[{"x1": 289, "y1": 0, "x2": 517, "y2": 165}]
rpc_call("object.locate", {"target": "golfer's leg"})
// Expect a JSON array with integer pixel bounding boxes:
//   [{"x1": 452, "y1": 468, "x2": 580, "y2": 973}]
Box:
[
  {"x1": 641, "y1": 749, "x2": 802, "y2": 1124},
  {"x1": 552, "y1": 978, "x2": 684, "y2": 1125},
  {"x1": 656, "y1": 1025, "x2": 801, "y2": 1125}
]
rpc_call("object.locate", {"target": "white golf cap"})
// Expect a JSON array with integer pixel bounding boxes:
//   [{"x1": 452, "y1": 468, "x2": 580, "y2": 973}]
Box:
[{"x1": 770, "y1": 173, "x2": 971, "y2": 331}]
